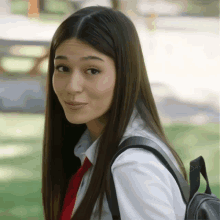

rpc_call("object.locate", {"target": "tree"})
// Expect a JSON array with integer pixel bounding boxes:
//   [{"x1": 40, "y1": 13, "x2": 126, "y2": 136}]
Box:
[
  {"x1": 39, "y1": 0, "x2": 45, "y2": 12},
  {"x1": 28, "y1": 0, "x2": 39, "y2": 18},
  {"x1": 111, "y1": 0, "x2": 121, "y2": 10}
]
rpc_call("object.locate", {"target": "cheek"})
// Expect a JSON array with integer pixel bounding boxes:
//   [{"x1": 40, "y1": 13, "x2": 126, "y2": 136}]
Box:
[
  {"x1": 52, "y1": 75, "x2": 63, "y2": 94},
  {"x1": 96, "y1": 75, "x2": 115, "y2": 92},
  {"x1": 89, "y1": 76, "x2": 115, "y2": 106}
]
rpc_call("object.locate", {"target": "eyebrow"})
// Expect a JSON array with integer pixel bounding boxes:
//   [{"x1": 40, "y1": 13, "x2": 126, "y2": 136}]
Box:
[{"x1": 54, "y1": 55, "x2": 104, "y2": 62}]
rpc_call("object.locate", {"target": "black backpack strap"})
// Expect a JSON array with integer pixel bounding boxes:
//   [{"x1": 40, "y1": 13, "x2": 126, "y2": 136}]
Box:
[
  {"x1": 189, "y1": 156, "x2": 212, "y2": 201},
  {"x1": 106, "y1": 136, "x2": 190, "y2": 220}
]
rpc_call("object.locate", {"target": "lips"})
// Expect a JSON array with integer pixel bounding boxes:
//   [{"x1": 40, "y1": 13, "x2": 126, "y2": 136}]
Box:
[{"x1": 65, "y1": 101, "x2": 87, "y2": 106}]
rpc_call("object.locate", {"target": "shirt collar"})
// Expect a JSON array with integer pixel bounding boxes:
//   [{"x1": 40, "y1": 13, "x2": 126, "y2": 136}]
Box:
[
  {"x1": 74, "y1": 106, "x2": 182, "y2": 173},
  {"x1": 74, "y1": 106, "x2": 145, "y2": 166},
  {"x1": 74, "y1": 126, "x2": 102, "y2": 165}
]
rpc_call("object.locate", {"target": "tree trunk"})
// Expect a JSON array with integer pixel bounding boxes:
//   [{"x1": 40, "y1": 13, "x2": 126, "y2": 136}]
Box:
[
  {"x1": 39, "y1": 0, "x2": 45, "y2": 12},
  {"x1": 28, "y1": 0, "x2": 39, "y2": 18},
  {"x1": 111, "y1": 0, "x2": 121, "y2": 10}
]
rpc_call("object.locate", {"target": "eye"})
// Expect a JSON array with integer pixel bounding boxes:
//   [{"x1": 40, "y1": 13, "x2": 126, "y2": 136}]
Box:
[
  {"x1": 55, "y1": 65, "x2": 69, "y2": 73},
  {"x1": 86, "y1": 68, "x2": 101, "y2": 75},
  {"x1": 54, "y1": 65, "x2": 101, "y2": 75}
]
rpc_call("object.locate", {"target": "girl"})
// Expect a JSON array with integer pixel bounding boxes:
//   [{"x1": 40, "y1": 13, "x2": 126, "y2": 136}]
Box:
[{"x1": 42, "y1": 5, "x2": 188, "y2": 220}]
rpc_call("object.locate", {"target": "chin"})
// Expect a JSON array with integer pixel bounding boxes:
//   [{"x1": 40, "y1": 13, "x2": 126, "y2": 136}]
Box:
[
  {"x1": 64, "y1": 114, "x2": 88, "y2": 125},
  {"x1": 66, "y1": 117, "x2": 87, "y2": 125}
]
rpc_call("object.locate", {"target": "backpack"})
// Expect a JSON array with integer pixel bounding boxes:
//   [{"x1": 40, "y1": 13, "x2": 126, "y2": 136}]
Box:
[{"x1": 106, "y1": 136, "x2": 220, "y2": 220}]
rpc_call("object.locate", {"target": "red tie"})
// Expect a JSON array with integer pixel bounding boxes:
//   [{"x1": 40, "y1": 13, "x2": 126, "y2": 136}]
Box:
[{"x1": 60, "y1": 157, "x2": 92, "y2": 220}]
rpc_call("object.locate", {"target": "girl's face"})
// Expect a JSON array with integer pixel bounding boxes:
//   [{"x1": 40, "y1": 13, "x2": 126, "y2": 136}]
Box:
[{"x1": 52, "y1": 38, "x2": 116, "y2": 131}]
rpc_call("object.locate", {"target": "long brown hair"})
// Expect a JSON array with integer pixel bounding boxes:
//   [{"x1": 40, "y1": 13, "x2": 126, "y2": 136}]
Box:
[{"x1": 42, "y1": 6, "x2": 188, "y2": 220}]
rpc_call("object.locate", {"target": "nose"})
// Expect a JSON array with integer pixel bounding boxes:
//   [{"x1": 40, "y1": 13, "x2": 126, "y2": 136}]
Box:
[{"x1": 65, "y1": 70, "x2": 84, "y2": 93}]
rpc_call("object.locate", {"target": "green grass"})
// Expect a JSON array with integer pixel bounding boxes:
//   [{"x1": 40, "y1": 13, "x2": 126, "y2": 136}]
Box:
[
  {"x1": 0, "y1": 112, "x2": 219, "y2": 219},
  {"x1": 164, "y1": 123, "x2": 220, "y2": 195}
]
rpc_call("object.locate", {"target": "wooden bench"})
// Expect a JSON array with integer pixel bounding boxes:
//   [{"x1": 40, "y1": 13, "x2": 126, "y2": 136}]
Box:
[{"x1": 0, "y1": 38, "x2": 50, "y2": 76}]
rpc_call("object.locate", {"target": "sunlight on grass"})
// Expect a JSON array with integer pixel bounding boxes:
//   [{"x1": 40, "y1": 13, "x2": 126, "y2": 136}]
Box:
[
  {"x1": 9, "y1": 205, "x2": 41, "y2": 218},
  {"x1": 182, "y1": 133, "x2": 199, "y2": 146},
  {"x1": 9, "y1": 206, "x2": 28, "y2": 217},
  {"x1": 163, "y1": 122, "x2": 220, "y2": 187},
  {"x1": 0, "y1": 115, "x2": 219, "y2": 219},
  {"x1": 0, "y1": 145, "x2": 34, "y2": 159},
  {"x1": 0, "y1": 113, "x2": 45, "y2": 139},
  {"x1": 0, "y1": 166, "x2": 34, "y2": 182}
]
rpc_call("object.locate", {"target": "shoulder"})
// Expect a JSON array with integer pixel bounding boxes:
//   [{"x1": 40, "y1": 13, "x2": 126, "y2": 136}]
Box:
[
  {"x1": 111, "y1": 147, "x2": 175, "y2": 190},
  {"x1": 112, "y1": 147, "x2": 165, "y2": 170},
  {"x1": 111, "y1": 131, "x2": 182, "y2": 178},
  {"x1": 110, "y1": 148, "x2": 186, "y2": 219}
]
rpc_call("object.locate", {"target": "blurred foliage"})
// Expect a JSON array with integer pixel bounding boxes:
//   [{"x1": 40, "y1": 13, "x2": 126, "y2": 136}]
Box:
[
  {"x1": 192, "y1": 0, "x2": 218, "y2": 6},
  {"x1": 43, "y1": 0, "x2": 69, "y2": 14},
  {"x1": 165, "y1": 0, "x2": 219, "y2": 16},
  {"x1": 10, "y1": 0, "x2": 220, "y2": 17},
  {"x1": 11, "y1": 0, "x2": 28, "y2": 15},
  {"x1": 11, "y1": 0, "x2": 69, "y2": 15}
]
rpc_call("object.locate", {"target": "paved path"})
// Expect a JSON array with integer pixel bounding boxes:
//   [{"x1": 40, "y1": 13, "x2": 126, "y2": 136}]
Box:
[
  {"x1": 130, "y1": 16, "x2": 220, "y2": 124},
  {"x1": 0, "y1": 14, "x2": 219, "y2": 124}
]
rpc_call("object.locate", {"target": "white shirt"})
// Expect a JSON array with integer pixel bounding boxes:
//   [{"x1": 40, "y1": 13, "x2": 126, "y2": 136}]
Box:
[{"x1": 72, "y1": 106, "x2": 186, "y2": 219}]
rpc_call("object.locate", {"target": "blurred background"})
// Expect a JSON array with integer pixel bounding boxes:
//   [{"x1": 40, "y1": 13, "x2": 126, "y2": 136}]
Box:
[{"x1": 0, "y1": 0, "x2": 219, "y2": 219}]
